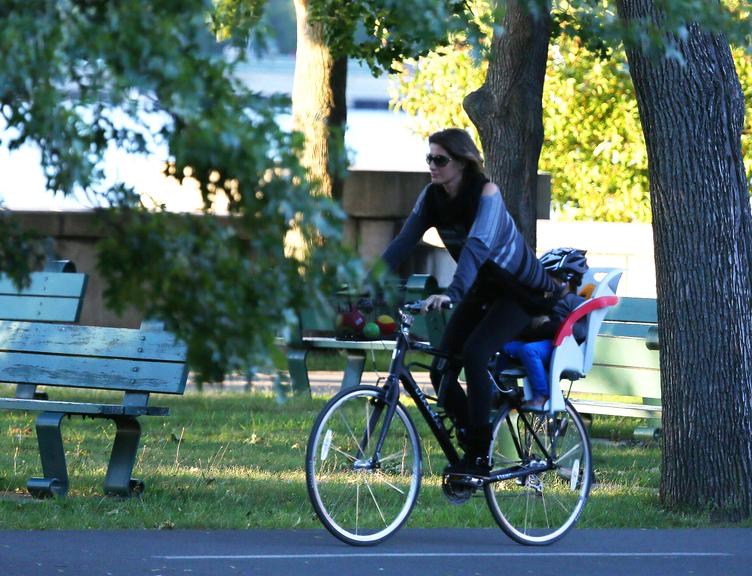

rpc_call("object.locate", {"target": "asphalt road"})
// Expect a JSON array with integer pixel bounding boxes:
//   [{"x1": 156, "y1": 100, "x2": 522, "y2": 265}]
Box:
[{"x1": 1, "y1": 528, "x2": 750, "y2": 576}]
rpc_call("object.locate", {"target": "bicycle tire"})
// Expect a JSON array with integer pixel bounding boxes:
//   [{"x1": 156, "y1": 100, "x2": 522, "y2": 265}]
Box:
[
  {"x1": 484, "y1": 399, "x2": 592, "y2": 545},
  {"x1": 306, "y1": 385, "x2": 422, "y2": 546}
]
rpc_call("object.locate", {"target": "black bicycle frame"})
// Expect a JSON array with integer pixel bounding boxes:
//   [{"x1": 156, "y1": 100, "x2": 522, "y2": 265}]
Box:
[
  {"x1": 367, "y1": 326, "x2": 461, "y2": 467},
  {"x1": 364, "y1": 309, "x2": 561, "y2": 483}
]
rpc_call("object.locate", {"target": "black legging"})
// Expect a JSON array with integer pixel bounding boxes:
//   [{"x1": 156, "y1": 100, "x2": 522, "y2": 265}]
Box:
[{"x1": 430, "y1": 276, "x2": 539, "y2": 431}]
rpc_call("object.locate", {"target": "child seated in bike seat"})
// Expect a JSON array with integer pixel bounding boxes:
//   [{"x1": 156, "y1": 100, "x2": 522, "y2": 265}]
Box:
[{"x1": 496, "y1": 248, "x2": 589, "y2": 411}]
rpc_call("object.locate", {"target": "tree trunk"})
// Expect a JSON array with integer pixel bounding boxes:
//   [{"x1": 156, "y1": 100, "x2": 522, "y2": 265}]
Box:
[
  {"x1": 617, "y1": 0, "x2": 752, "y2": 520},
  {"x1": 292, "y1": 0, "x2": 347, "y2": 201},
  {"x1": 463, "y1": 0, "x2": 551, "y2": 248}
]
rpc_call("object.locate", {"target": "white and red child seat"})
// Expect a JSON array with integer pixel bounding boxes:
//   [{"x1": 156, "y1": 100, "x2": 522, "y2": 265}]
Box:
[{"x1": 497, "y1": 268, "x2": 622, "y2": 414}]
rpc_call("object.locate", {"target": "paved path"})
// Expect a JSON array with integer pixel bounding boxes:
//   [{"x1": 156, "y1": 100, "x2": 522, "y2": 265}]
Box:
[{"x1": 2, "y1": 528, "x2": 750, "y2": 576}]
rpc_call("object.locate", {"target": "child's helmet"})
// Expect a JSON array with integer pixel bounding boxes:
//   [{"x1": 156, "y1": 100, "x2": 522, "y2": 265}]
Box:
[{"x1": 539, "y1": 247, "x2": 588, "y2": 283}]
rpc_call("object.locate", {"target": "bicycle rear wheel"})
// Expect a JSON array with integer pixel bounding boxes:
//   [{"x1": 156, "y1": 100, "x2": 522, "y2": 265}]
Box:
[
  {"x1": 484, "y1": 400, "x2": 592, "y2": 545},
  {"x1": 306, "y1": 385, "x2": 422, "y2": 545}
]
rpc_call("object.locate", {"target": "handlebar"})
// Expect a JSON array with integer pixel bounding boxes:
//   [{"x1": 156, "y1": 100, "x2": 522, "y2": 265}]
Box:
[{"x1": 402, "y1": 299, "x2": 453, "y2": 315}]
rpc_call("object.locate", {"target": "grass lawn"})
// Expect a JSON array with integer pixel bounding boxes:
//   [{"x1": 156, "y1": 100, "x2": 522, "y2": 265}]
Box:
[{"x1": 0, "y1": 388, "x2": 748, "y2": 530}]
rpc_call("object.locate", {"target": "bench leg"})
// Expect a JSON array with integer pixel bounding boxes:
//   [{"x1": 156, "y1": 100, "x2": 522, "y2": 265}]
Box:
[
  {"x1": 28, "y1": 412, "x2": 69, "y2": 498},
  {"x1": 633, "y1": 398, "x2": 662, "y2": 440},
  {"x1": 103, "y1": 416, "x2": 144, "y2": 498},
  {"x1": 342, "y1": 352, "x2": 366, "y2": 390},
  {"x1": 15, "y1": 384, "x2": 48, "y2": 400},
  {"x1": 287, "y1": 347, "x2": 311, "y2": 396}
]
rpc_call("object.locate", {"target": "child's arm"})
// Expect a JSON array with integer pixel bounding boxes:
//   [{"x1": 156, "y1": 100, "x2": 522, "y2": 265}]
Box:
[{"x1": 567, "y1": 294, "x2": 589, "y2": 342}]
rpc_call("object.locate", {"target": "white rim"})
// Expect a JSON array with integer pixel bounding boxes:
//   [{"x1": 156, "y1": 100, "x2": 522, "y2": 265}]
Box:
[
  {"x1": 486, "y1": 404, "x2": 590, "y2": 544},
  {"x1": 310, "y1": 390, "x2": 422, "y2": 543}
]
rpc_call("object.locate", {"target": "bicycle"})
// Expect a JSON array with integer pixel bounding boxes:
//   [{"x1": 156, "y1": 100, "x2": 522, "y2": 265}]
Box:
[{"x1": 305, "y1": 299, "x2": 597, "y2": 547}]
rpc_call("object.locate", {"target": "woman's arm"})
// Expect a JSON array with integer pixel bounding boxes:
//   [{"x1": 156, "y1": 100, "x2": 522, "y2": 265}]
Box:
[
  {"x1": 381, "y1": 185, "x2": 432, "y2": 272},
  {"x1": 444, "y1": 183, "x2": 498, "y2": 302}
]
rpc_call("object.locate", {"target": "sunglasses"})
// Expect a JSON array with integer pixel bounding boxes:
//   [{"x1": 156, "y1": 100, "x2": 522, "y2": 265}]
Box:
[{"x1": 425, "y1": 153, "x2": 451, "y2": 168}]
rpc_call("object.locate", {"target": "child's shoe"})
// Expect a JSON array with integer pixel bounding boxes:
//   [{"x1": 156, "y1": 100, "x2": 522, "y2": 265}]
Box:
[{"x1": 520, "y1": 395, "x2": 548, "y2": 412}]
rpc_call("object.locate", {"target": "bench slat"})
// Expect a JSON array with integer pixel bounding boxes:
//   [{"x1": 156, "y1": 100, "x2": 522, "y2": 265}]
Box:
[
  {"x1": 0, "y1": 321, "x2": 187, "y2": 362},
  {"x1": 569, "y1": 398, "x2": 662, "y2": 419},
  {"x1": 599, "y1": 322, "x2": 654, "y2": 339},
  {"x1": 593, "y1": 336, "x2": 660, "y2": 370},
  {"x1": 301, "y1": 336, "x2": 398, "y2": 351},
  {"x1": 0, "y1": 352, "x2": 187, "y2": 394},
  {"x1": 604, "y1": 297, "x2": 657, "y2": 323},
  {"x1": 0, "y1": 296, "x2": 83, "y2": 323},
  {"x1": 568, "y1": 365, "x2": 661, "y2": 398},
  {"x1": 0, "y1": 397, "x2": 170, "y2": 416},
  {"x1": 0, "y1": 272, "x2": 87, "y2": 298}
]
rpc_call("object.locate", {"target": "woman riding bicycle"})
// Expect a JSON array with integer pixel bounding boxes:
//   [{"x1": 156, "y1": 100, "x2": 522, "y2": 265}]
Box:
[{"x1": 381, "y1": 128, "x2": 565, "y2": 476}]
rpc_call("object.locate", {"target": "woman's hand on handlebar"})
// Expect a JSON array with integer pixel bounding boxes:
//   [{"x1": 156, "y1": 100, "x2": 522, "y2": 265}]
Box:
[{"x1": 421, "y1": 294, "x2": 452, "y2": 314}]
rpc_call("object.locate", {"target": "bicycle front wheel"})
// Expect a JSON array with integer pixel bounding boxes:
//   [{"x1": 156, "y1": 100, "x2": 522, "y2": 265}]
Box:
[
  {"x1": 485, "y1": 400, "x2": 592, "y2": 545},
  {"x1": 306, "y1": 385, "x2": 422, "y2": 546}
]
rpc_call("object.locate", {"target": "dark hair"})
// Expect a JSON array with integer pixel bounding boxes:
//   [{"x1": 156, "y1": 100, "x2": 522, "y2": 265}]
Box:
[{"x1": 428, "y1": 128, "x2": 484, "y2": 175}]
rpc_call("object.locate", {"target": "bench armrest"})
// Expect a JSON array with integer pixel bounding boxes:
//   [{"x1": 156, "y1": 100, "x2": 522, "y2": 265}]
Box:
[{"x1": 553, "y1": 295, "x2": 619, "y2": 346}]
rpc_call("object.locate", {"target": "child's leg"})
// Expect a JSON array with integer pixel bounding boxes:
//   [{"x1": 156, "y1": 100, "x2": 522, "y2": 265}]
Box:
[
  {"x1": 513, "y1": 340, "x2": 554, "y2": 398},
  {"x1": 498, "y1": 340, "x2": 524, "y2": 373}
]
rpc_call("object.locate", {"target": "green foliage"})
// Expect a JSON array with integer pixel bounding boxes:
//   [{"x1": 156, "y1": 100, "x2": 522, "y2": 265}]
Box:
[
  {"x1": 536, "y1": 0, "x2": 751, "y2": 56},
  {"x1": 541, "y1": 41, "x2": 650, "y2": 222},
  {"x1": 734, "y1": 46, "x2": 752, "y2": 182},
  {"x1": 308, "y1": 0, "x2": 485, "y2": 75},
  {"x1": 391, "y1": 45, "x2": 485, "y2": 138},
  {"x1": 214, "y1": 0, "x2": 484, "y2": 73},
  {"x1": 211, "y1": 0, "x2": 267, "y2": 48},
  {"x1": 0, "y1": 215, "x2": 45, "y2": 288},
  {"x1": 0, "y1": 0, "x2": 360, "y2": 382}
]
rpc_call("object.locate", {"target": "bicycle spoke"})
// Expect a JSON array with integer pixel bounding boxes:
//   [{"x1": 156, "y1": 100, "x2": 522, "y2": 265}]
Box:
[
  {"x1": 379, "y1": 449, "x2": 407, "y2": 464},
  {"x1": 541, "y1": 492, "x2": 550, "y2": 528},
  {"x1": 524, "y1": 490, "x2": 531, "y2": 533},
  {"x1": 555, "y1": 443, "x2": 581, "y2": 464},
  {"x1": 329, "y1": 444, "x2": 358, "y2": 462},
  {"x1": 377, "y1": 475, "x2": 406, "y2": 496},
  {"x1": 338, "y1": 409, "x2": 363, "y2": 450},
  {"x1": 355, "y1": 482, "x2": 360, "y2": 534},
  {"x1": 485, "y1": 402, "x2": 591, "y2": 545},
  {"x1": 363, "y1": 477, "x2": 388, "y2": 527},
  {"x1": 325, "y1": 482, "x2": 357, "y2": 521},
  {"x1": 307, "y1": 387, "x2": 421, "y2": 545}
]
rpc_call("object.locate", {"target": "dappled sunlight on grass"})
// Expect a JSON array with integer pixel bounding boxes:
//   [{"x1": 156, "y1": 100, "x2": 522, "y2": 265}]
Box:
[{"x1": 1, "y1": 389, "x2": 749, "y2": 530}]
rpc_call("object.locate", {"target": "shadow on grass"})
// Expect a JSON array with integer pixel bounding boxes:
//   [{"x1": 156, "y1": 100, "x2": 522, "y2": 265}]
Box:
[{"x1": 1, "y1": 389, "x2": 749, "y2": 530}]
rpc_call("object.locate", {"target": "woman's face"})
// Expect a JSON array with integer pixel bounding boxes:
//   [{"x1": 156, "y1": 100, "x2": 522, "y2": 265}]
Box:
[{"x1": 426, "y1": 143, "x2": 464, "y2": 189}]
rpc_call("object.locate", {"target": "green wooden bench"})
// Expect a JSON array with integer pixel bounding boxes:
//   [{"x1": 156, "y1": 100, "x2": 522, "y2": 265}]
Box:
[
  {"x1": 567, "y1": 296, "x2": 661, "y2": 437},
  {"x1": 285, "y1": 274, "x2": 446, "y2": 394},
  {"x1": 0, "y1": 266, "x2": 188, "y2": 498}
]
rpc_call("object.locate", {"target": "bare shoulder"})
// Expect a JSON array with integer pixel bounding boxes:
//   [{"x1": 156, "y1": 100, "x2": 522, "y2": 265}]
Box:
[{"x1": 481, "y1": 182, "x2": 500, "y2": 197}]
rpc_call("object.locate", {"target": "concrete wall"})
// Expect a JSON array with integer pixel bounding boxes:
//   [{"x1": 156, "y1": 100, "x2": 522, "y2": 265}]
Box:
[
  {"x1": 9, "y1": 171, "x2": 655, "y2": 329},
  {"x1": 342, "y1": 170, "x2": 430, "y2": 262},
  {"x1": 10, "y1": 211, "x2": 143, "y2": 328}
]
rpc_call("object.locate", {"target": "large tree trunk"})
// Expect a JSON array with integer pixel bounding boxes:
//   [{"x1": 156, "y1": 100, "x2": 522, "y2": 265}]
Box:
[
  {"x1": 617, "y1": 0, "x2": 752, "y2": 520},
  {"x1": 463, "y1": 0, "x2": 551, "y2": 248},
  {"x1": 292, "y1": 0, "x2": 347, "y2": 201}
]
